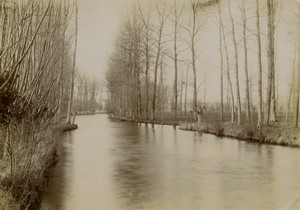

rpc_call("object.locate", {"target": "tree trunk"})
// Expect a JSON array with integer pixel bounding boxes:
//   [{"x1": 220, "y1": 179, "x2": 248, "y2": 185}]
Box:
[
  {"x1": 286, "y1": 45, "x2": 296, "y2": 123},
  {"x1": 221, "y1": 25, "x2": 234, "y2": 122},
  {"x1": 266, "y1": 0, "x2": 276, "y2": 125},
  {"x1": 173, "y1": 0, "x2": 180, "y2": 121},
  {"x1": 241, "y1": 1, "x2": 251, "y2": 122},
  {"x1": 180, "y1": 74, "x2": 183, "y2": 115},
  {"x1": 152, "y1": 25, "x2": 164, "y2": 121},
  {"x1": 218, "y1": 2, "x2": 224, "y2": 123},
  {"x1": 256, "y1": 0, "x2": 263, "y2": 129},
  {"x1": 145, "y1": 43, "x2": 149, "y2": 120},
  {"x1": 184, "y1": 65, "x2": 189, "y2": 115},
  {"x1": 294, "y1": 66, "x2": 300, "y2": 127},
  {"x1": 67, "y1": 0, "x2": 78, "y2": 124},
  {"x1": 228, "y1": 0, "x2": 241, "y2": 125},
  {"x1": 159, "y1": 59, "x2": 164, "y2": 122},
  {"x1": 191, "y1": 11, "x2": 197, "y2": 113}
]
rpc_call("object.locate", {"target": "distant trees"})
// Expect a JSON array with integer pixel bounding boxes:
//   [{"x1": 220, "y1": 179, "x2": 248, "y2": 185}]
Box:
[
  {"x1": 73, "y1": 74, "x2": 102, "y2": 114},
  {"x1": 106, "y1": 0, "x2": 299, "y2": 128}
]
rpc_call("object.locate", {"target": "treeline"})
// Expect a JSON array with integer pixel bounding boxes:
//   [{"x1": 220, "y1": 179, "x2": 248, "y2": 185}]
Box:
[
  {"x1": 73, "y1": 74, "x2": 104, "y2": 114},
  {"x1": 0, "y1": 0, "x2": 77, "y2": 208},
  {"x1": 105, "y1": 0, "x2": 300, "y2": 128}
]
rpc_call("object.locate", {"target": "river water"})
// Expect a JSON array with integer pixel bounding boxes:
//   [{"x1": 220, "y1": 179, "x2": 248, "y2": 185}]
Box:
[{"x1": 40, "y1": 115, "x2": 300, "y2": 210}]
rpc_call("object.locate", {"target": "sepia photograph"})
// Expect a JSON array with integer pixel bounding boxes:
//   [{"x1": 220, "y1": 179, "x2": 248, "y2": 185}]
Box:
[{"x1": 0, "y1": 0, "x2": 300, "y2": 209}]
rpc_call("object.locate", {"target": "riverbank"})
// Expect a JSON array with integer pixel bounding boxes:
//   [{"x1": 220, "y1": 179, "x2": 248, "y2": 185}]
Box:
[
  {"x1": 0, "y1": 122, "x2": 77, "y2": 210},
  {"x1": 109, "y1": 114, "x2": 300, "y2": 147},
  {"x1": 109, "y1": 115, "x2": 191, "y2": 126},
  {"x1": 179, "y1": 121, "x2": 300, "y2": 147}
]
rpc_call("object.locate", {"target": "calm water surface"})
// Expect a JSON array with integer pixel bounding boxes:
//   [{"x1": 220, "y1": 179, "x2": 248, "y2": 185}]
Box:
[{"x1": 40, "y1": 115, "x2": 300, "y2": 210}]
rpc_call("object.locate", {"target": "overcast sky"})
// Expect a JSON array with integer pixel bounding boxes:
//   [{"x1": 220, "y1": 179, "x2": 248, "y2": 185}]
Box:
[
  {"x1": 75, "y1": 0, "x2": 298, "y2": 103},
  {"x1": 77, "y1": 0, "x2": 130, "y2": 80}
]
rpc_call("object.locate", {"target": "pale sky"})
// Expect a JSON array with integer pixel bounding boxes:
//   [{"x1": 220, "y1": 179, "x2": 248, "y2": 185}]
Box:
[
  {"x1": 77, "y1": 0, "x2": 129, "y2": 80},
  {"x1": 75, "y1": 0, "x2": 298, "y2": 104}
]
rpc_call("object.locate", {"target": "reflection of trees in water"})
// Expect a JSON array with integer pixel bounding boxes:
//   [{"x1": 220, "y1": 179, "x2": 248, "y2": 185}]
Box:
[
  {"x1": 40, "y1": 132, "x2": 74, "y2": 210},
  {"x1": 112, "y1": 126, "x2": 153, "y2": 208}
]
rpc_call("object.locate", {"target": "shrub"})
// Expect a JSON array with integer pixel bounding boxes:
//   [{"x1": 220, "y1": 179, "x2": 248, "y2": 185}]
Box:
[
  {"x1": 215, "y1": 124, "x2": 224, "y2": 136},
  {"x1": 244, "y1": 125, "x2": 256, "y2": 139}
]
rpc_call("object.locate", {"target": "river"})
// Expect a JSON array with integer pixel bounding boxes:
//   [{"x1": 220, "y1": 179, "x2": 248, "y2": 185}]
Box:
[{"x1": 40, "y1": 115, "x2": 300, "y2": 210}]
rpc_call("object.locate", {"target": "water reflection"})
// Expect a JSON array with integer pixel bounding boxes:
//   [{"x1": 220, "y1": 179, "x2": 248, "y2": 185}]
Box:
[
  {"x1": 41, "y1": 115, "x2": 300, "y2": 210},
  {"x1": 112, "y1": 125, "x2": 153, "y2": 209}
]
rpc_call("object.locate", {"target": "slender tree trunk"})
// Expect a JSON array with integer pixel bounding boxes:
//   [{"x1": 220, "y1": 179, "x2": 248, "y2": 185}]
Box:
[
  {"x1": 222, "y1": 3, "x2": 234, "y2": 123},
  {"x1": 256, "y1": 0, "x2": 263, "y2": 129},
  {"x1": 241, "y1": 1, "x2": 251, "y2": 122},
  {"x1": 145, "y1": 42, "x2": 149, "y2": 120},
  {"x1": 159, "y1": 59, "x2": 164, "y2": 122},
  {"x1": 173, "y1": 0, "x2": 180, "y2": 121},
  {"x1": 191, "y1": 11, "x2": 197, "y2": 113},
  {"x1": 286, "y1": 45, "x2": 297, "y2": 123},
  {"x1": 294, "y1": 6, "x2": 300, "y2": 128},
  {"x1": 152, "y1": 52, "x2": 160, "y2": 120},
  {"x1": 228, "y1": 0, "x2": 241, "y2": 125},
  {"x1": 266, "y1": 0, "x2": 276, "y2": 125},
  {"x1": 138, "y1": 4, "x2": 151, "y2": 120},
  {"x1": 184, "y1": 65, "x2": 189, "y2": 115},
  {"x1": 180, "y1": 73, "x2": 183, "y2": 115},
  {"x1": 152, "y1": 28, "x2": 164, "y2": 120},
  {"x1": 67, "y1": 0, "x2": 78, "y2": 124},
  {"x1": 218, "y1": 2, "x2": 224, "y2": 123}
]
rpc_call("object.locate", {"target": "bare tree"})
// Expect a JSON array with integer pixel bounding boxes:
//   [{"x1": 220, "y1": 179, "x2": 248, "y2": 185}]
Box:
[
  {"x1": 151, "y1": 1, "x2": 169, "y2": 120},
  {"x1": 265, "y1": 0, "x2": 277, "y2": 125},
  {"x1": 294, "y1": 4, "x2": 300, "y2": 128},
  {"x1": 183, "y1": 0, "x2": 218, "y2": 122},
  {"x1": 67, "y1": 0, "x2": 78, "y2": 124},
  {"x1": 221, "y1": 13, "x2": 235, "y2": 123},
  {"x1": 217, "y1": 0, "x2": 224, "y2": 122},
  {"x1": 286, "y1": 44, "x2": 297, "y2": 124},
  {"x1": 239, "y1": 0, "x2": 251, "y2": 122},
  {"x1": 184, "y1": 64, "x2": 189, "y2": 115},
  {"x1": 138, "y1": 2, "x2": 152, "y2": 120},
  {"x1": 228, "y1": 0, "x2": 242, "y2": 125},
  {"x1": 256, "y1": 0, "x2": 263, "y2": 129},
  {"x1": 171, "y1": 0, "x2": 184, "y2": 121}
]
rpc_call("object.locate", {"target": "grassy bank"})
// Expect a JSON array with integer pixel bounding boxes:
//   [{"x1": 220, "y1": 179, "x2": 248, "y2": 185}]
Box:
[
  {"x1": 109, "y1": 114, "x2": 193, "y2": 126},
  {"x1": 0, "y1": 187, "x2": 20, "y2": 210},
  {"x1": 179, "y1": 121, "x2": 300, "y2": 147},
  {"x1": 110, "y1": 112, "x2": 300, "y2": 147},
  {"x1": 0, "y1": 122, "x2": 77, "y2": 210}
]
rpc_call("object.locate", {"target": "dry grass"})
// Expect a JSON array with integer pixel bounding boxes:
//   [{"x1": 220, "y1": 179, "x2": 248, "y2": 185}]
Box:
[
  {"x1": 0, "y1": 118, "x2": 77, "y2": 209},
  {"x1": 179, "y1": 111, "x2": 300, "y2": 147},
  {"x1": 0, "y1": 187, "x2": 20, "y2": 210}
]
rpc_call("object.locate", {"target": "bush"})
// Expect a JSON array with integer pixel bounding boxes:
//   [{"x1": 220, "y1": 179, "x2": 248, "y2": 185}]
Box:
[{"x1": 244, "y1": 125, "x2": 256, "y2": 139}]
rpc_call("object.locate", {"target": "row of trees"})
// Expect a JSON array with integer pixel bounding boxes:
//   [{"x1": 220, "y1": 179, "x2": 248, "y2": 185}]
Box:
[
  {"x1": 73, "y1": 74, "x2": 104, "y2": 114},
  {"x1": 106, "y1": 0, "x2": 299, "y2": 128},
  {"x1": 0, "y1": 0, "x2": 78, "y2": 207}
]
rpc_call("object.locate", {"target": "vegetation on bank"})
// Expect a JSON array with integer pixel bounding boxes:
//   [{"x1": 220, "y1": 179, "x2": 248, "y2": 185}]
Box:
[
  {"x1": 105, "y1": 0, "x2": 300, "y2": 146},
  {"x1": 0, "y1": 0, "x2": 100, "y2": 206},
  {"x1": 0, "y1": 0, "x2": 80, "y2": 209},
  {"x1": 0, "y1": 187, "x2": 20, "y2": 210},
  {"x1": 110, "y1": 111, "x2": 300, "y2": 147},
  {"x1": 179, "y1": 121, "x2": 300, "y2": 147}
]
